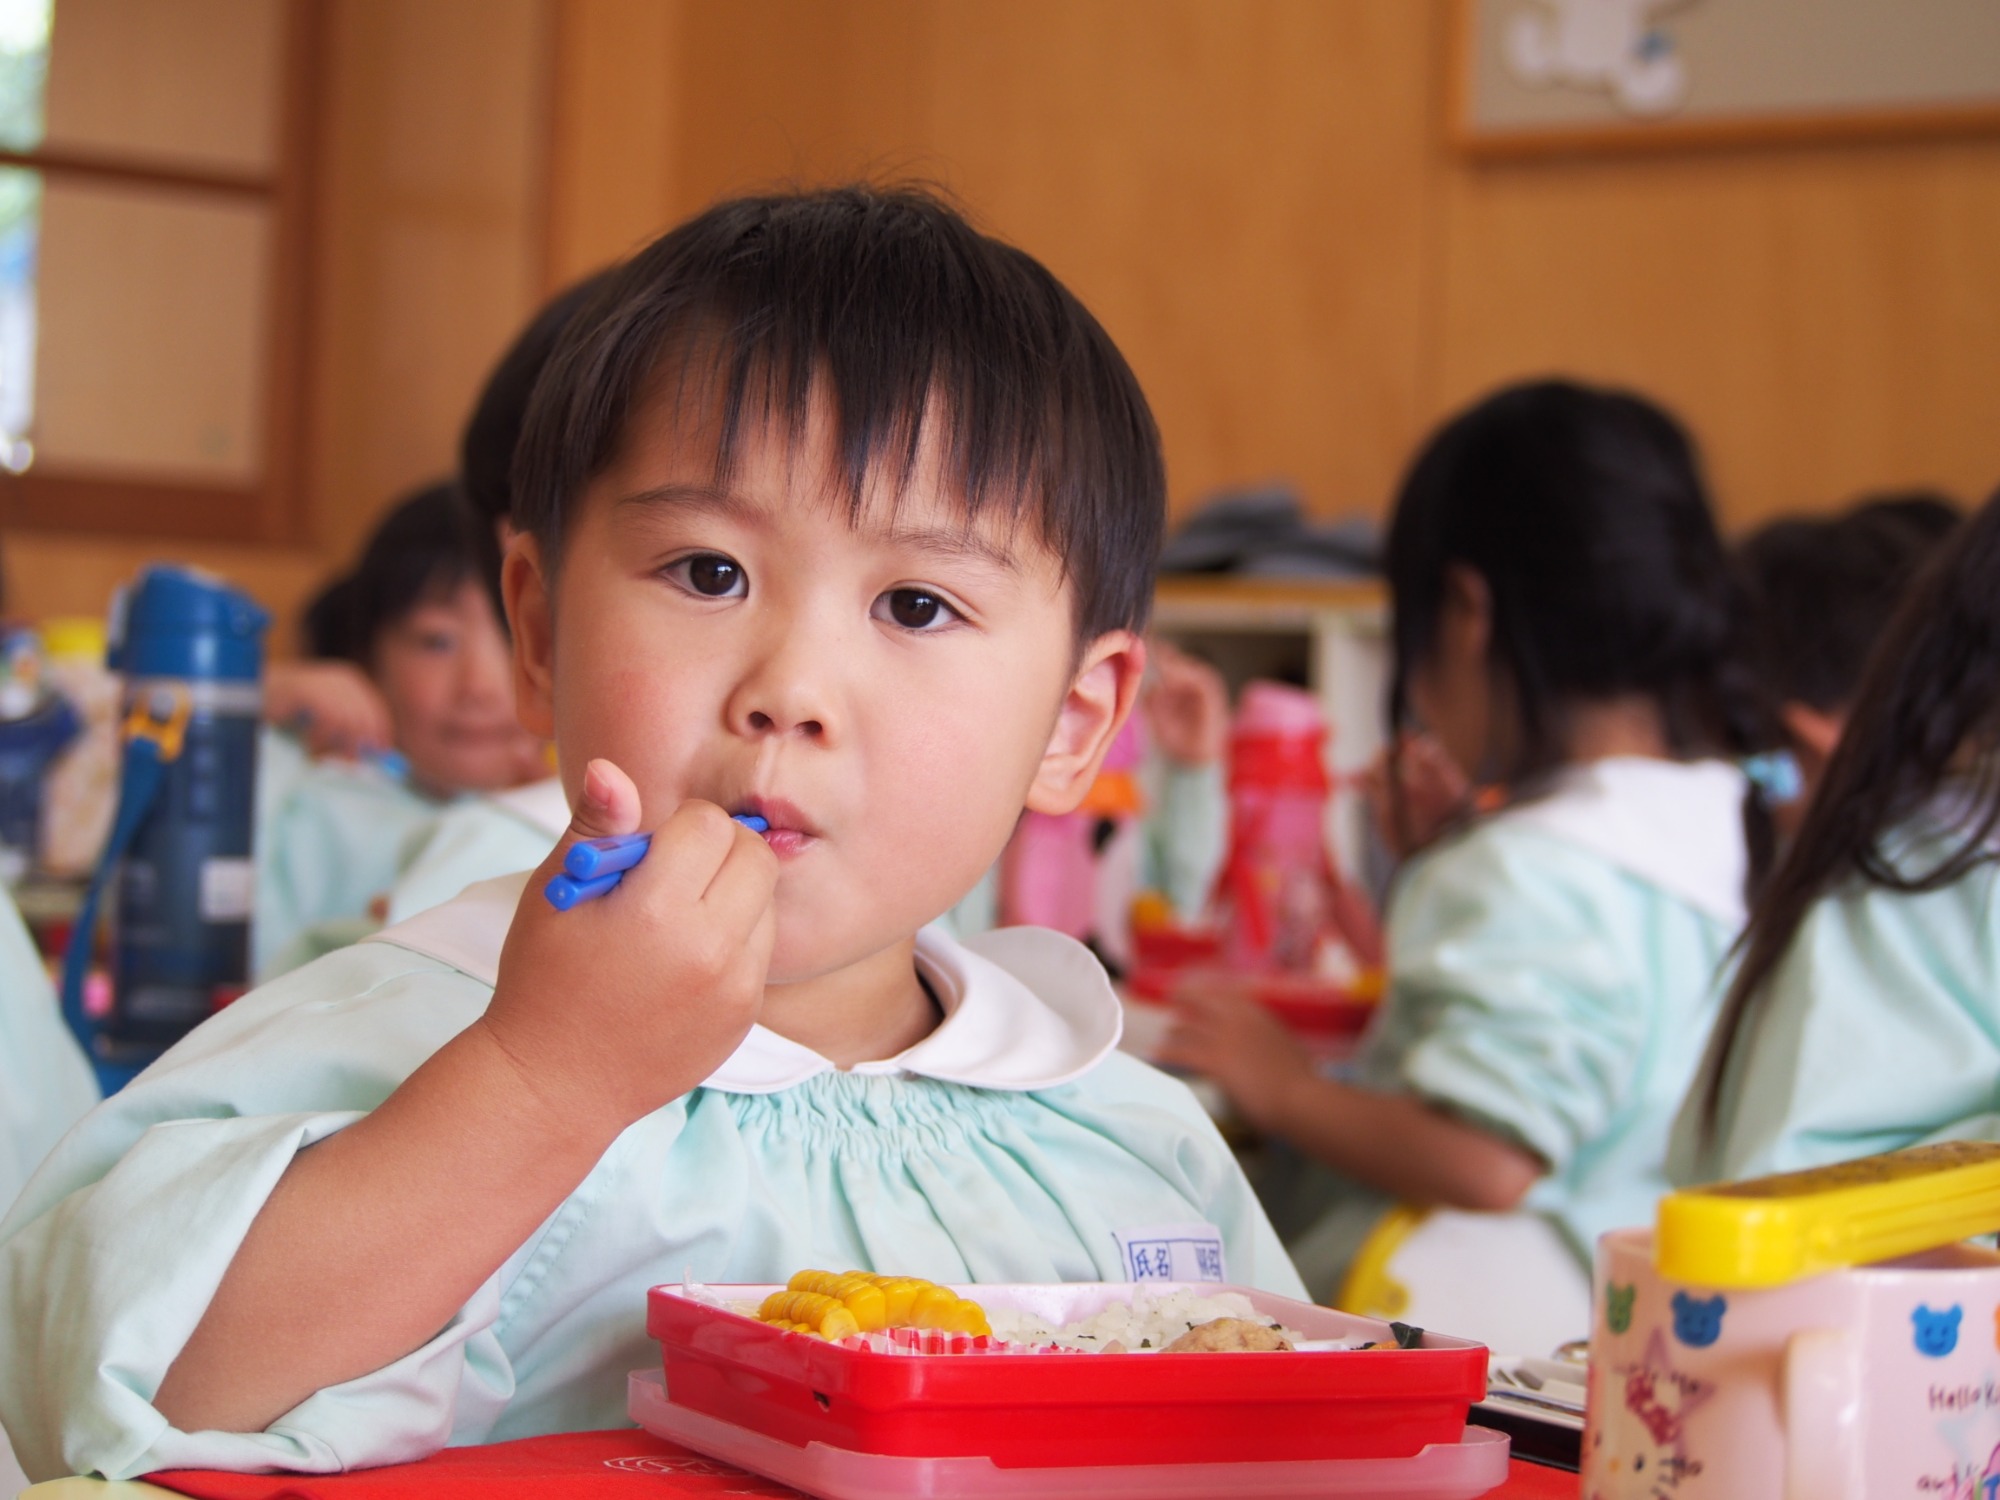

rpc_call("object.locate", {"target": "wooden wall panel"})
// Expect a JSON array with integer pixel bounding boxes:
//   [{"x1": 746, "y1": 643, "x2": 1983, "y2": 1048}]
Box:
[
  {"x1": 562, "y1": 0, "x2": 2000, "y2": 529},
  {"x1": 544, "y1": 0, "x2": 682, "y2": 289},
  {"x1": 669, "y1": 0, "x2": 937, "y2": 218},
  {"x1": 921, "y1": 2, "x2": 1441, "y2": 518},
  {"x1": 1436, "y1": 139, "x2": 2000, "y2": 524},
  {"x1": 306, "y1": 0, "x2": 549, "y2": 565},
  {"x1": 4, "y1": 0, "x2": 550, "y2": 637},
  {"x1": 645, "y1": 0, "x2": 1443, "y2": 521},
  {"x1": 17, "y1": 0, "x2": 2000, "y2": 642}
]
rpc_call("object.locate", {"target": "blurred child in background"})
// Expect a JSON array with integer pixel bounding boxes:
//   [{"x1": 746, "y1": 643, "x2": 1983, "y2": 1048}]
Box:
[
  {"x1": 1674, "y1": 485, "x2": 2000, "y2": 1184},
  {"x1": 255, "y1": 484, "x2": 545, "y2": 975},
  {"x1": 1734, "y1": 491, "x2": 1961, "y2": 834},
  {"x1": 1162, "y1": 379, "x2": 1765, "y2": 1351},
  {"x1": 379, "y1": 282, "x2": 603, "y2": 922}
]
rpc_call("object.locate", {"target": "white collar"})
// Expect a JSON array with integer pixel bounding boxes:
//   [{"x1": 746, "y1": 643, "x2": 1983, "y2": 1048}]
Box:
[
  {"x1": 490, "y1": 776, "x2": 571, "y2": 837},
  {"x1": 361, "y1": 873, "x2": 1122, "y2": 1093},
  {"x1": 1494, "y1": 757, "x2": 1748, "y2": 927}
]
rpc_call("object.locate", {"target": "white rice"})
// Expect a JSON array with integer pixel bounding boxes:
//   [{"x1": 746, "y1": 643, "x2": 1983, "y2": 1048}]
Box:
[
  {"x1": 984, "y1": 1287, "x2": 1304, "y2": 1352},
  {"x1": 696, "y1": 1279, "x2": 1372, "y2": 1353}
]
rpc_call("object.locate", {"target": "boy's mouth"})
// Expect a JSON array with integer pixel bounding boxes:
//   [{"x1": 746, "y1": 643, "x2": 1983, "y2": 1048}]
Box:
[{"x1": 732, "y1": 796, "x2": 818, "y2": 859}]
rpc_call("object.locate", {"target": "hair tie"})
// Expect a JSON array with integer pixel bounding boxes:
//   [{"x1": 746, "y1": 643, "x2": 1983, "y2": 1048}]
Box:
[{"x1": 1741, "y1": 751, "x2": 1803, "y2": 804}]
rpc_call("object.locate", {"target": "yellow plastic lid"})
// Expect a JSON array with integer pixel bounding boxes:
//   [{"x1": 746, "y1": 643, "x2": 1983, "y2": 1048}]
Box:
[
  {"x1": 1656, "y1": 1141, "x2": 2000, "y2": 1289},
  {"x1": 39, "y1": 616, "x2": 107, "y2": 662}
]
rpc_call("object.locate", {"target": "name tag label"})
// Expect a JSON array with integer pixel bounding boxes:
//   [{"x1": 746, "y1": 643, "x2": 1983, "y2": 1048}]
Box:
[{"x1": 1114, "y1": 1222, "x2": 1227, "y2": 1283}]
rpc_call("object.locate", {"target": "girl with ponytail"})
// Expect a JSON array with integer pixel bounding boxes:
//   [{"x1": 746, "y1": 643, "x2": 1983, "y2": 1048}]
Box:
[
  {"x1": 1673, "y1": 487, "x2": 1999, "y2": 1184},
  {"x1": 1165, "y1": 379, "x2": 1763, "y2": 1352}
]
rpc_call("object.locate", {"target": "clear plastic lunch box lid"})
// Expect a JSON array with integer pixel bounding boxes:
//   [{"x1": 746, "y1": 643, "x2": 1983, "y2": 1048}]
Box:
[{"x1": 629, "y1": 1369, "x2": 1512, "y2": 1499}]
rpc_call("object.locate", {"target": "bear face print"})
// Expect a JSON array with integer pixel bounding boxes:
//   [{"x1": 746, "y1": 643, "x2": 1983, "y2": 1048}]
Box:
[
  {"x1": 1670, "y1": 1291, "x2": 1725, "y2": 1349},
  {"x1": 1912, "y1": 1304, "x2": 1962, "y2": 1358}
]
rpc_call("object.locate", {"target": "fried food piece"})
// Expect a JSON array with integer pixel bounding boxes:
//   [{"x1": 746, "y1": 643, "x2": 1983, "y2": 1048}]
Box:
[{"x1": 1162, "y1": 1316, "x2": 1294, "y2": 1353}]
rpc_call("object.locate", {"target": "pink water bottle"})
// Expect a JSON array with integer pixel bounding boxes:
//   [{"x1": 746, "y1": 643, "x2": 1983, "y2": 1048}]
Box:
[{"x1": 1215, "y1": 682, "x2": 1379, "y2": 975}]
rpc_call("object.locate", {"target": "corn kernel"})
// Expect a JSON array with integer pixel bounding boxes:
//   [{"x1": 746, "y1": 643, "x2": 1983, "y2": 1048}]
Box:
[{"x1": 766, "y1": 1270, "x2": 987, "y2": 1340}]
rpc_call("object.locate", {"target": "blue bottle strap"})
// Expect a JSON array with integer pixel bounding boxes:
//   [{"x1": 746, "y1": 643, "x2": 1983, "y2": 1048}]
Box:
[{"x1": 60, "y1": 690, "x2": 189, "y2": 1052}]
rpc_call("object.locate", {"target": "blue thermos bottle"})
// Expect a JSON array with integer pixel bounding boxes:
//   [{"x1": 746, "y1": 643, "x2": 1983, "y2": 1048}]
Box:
[{"x1": 63, "y1": 566, "x2": 268, "y2": 1079}]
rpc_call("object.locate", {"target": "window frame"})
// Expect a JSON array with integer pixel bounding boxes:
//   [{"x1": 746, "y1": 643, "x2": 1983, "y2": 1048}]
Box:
[{"x1": 0, "y1": 0, "x2": 323, "y2": 545}]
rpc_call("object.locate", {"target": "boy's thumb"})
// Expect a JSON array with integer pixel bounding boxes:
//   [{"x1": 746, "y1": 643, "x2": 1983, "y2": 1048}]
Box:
[{"x1": 565, "y1": 757, "x2": 642, "y2": 846}]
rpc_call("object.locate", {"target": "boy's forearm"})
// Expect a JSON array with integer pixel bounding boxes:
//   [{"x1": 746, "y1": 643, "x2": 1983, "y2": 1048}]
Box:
[
  {"x1": 1263, "y1": 1072, "x2": 1543, "y2": 1213},
  {"x1": 154, "y1": 1020, "x2": 620, "y2": 1436}
]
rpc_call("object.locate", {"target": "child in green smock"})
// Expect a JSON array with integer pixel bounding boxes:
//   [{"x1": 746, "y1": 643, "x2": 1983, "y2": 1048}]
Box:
[
  {"x1": 1161, "y1": 381, "x2": 1767, "y2": 1352},
  {"x1": 1672, "y1": 488, "x2": 1998, "y2": 1186},
  {"x1": 1731, "y1": 490, "x2": 1960, "y2": 839},
  {"x1": 255, "y1": 485, "x2": 549, "y2": 976},
  {"x1": 0, "y1": 187, "x2": 1301, "y2": 1483}
]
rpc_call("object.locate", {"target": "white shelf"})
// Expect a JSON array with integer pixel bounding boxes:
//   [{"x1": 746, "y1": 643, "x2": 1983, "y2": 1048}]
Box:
[{"x1": 1151, "y1": 576, "x2": 1389, "y2": 883}]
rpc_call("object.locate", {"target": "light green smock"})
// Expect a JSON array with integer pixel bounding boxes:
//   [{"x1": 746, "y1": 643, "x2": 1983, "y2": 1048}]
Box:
[
  {"x1": 1669, "y1": 813, "x2": 2000, "y2": 1187},
  {"x1": 384, "y1": 778, "x2": 567, "y2": 923},
  {"x1": 0, "y1": 882, "x2": 1301, "y2": 1481},
  {"x1": 1280, "y1": 758, "x2": 1748, "y2": 1297},
  {"x1": 252, "y1": 731, "x2": 445, "y2": 979},
  {"x1": 0, "y1": 888, "x2": 97, "y2": 1213}
]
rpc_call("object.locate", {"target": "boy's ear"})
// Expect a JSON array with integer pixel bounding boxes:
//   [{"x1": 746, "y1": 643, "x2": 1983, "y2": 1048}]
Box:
[
  {"x1": 1025, "y1": 631, "x2": 1148, "y2": 815},
  {"x1": 502, "y1": 533, "x2": 556, "y2": 739}
]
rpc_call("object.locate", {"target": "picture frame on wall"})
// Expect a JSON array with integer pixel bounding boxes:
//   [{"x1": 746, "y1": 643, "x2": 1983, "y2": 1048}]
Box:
[{"x1": 1449, "y1": 0, "x2": 2000, "y2": 158}]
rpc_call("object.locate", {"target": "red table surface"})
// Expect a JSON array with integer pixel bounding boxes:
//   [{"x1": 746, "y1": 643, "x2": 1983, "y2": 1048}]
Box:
[{"x1": 146, "y1": 1428, "x2": 1580, "y2": 1499}]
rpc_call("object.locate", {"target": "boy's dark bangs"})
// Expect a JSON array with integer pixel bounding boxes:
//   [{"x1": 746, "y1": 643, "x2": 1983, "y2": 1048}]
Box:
[
  {"x1": 514, "y1": 188, "x2": 1164, "y2": 639},
  {"x1": 653, "y1": 323, "x2": 1034, "y2": 551}
]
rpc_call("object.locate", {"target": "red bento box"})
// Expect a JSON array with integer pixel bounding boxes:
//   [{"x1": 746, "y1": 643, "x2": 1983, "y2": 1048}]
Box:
[{"x1": 646, "y1": 1281, "x2": 1489, "y2": 1470}]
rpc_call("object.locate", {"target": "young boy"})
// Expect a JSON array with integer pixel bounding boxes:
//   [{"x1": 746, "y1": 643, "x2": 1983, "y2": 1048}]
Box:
[{"x1": 0, "y1": 187, "x2": 1302, "y2": 1482}]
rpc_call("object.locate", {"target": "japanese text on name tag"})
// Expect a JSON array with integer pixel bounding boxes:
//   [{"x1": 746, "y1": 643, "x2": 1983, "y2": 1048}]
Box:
[{"x1": 1114, "y1": 1223, "x2": 1227, "y2": 1282}]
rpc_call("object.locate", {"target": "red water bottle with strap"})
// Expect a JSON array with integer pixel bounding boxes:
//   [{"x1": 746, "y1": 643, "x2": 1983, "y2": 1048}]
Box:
[{"x1": 1215, "y1": 681, "x2": 1380, "y2": 976}]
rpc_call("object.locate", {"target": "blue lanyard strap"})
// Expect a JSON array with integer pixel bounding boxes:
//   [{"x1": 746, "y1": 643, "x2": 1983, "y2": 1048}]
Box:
[{"x1": 60, "y1": 688, "x2": 190, "y2": 1050}]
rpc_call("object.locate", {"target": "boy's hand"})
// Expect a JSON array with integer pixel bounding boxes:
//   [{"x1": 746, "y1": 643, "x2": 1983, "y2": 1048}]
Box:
[{"x1": 480, "y1": 758, "x2": 778, "y2": 1136}]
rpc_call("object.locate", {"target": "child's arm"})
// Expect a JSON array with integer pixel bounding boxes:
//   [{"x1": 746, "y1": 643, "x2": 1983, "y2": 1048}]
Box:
[
  {"x1": 1358, "y1": 733, "x2": 1473, "y2": 860},
  {"x1": 1157, "y1": 987, "x2": 1542, "y2": 1210},
  {"x1": 1139, "y1": 641, "x2": 1230, "y2": 920},
  {"x1": 153, "y1": 759, "x2": 776, "y2": 1436}
]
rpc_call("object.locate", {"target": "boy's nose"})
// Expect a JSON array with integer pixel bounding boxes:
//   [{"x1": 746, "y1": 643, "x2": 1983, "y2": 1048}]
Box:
[
  {"x1": 727, "y1": 626, "x2": 834, "y2": 743},
  {"x1": 746, "y1": 707, "x2": 822, "y2": 738}
]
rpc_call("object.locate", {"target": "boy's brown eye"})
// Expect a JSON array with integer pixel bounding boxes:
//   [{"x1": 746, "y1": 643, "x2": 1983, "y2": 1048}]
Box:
[
  {"x1": 684, "y1": 555, "x2": 742, "y2": 597},
  {"x1": 886, "y1": 588, "x2": 944, "y2": 629}
]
